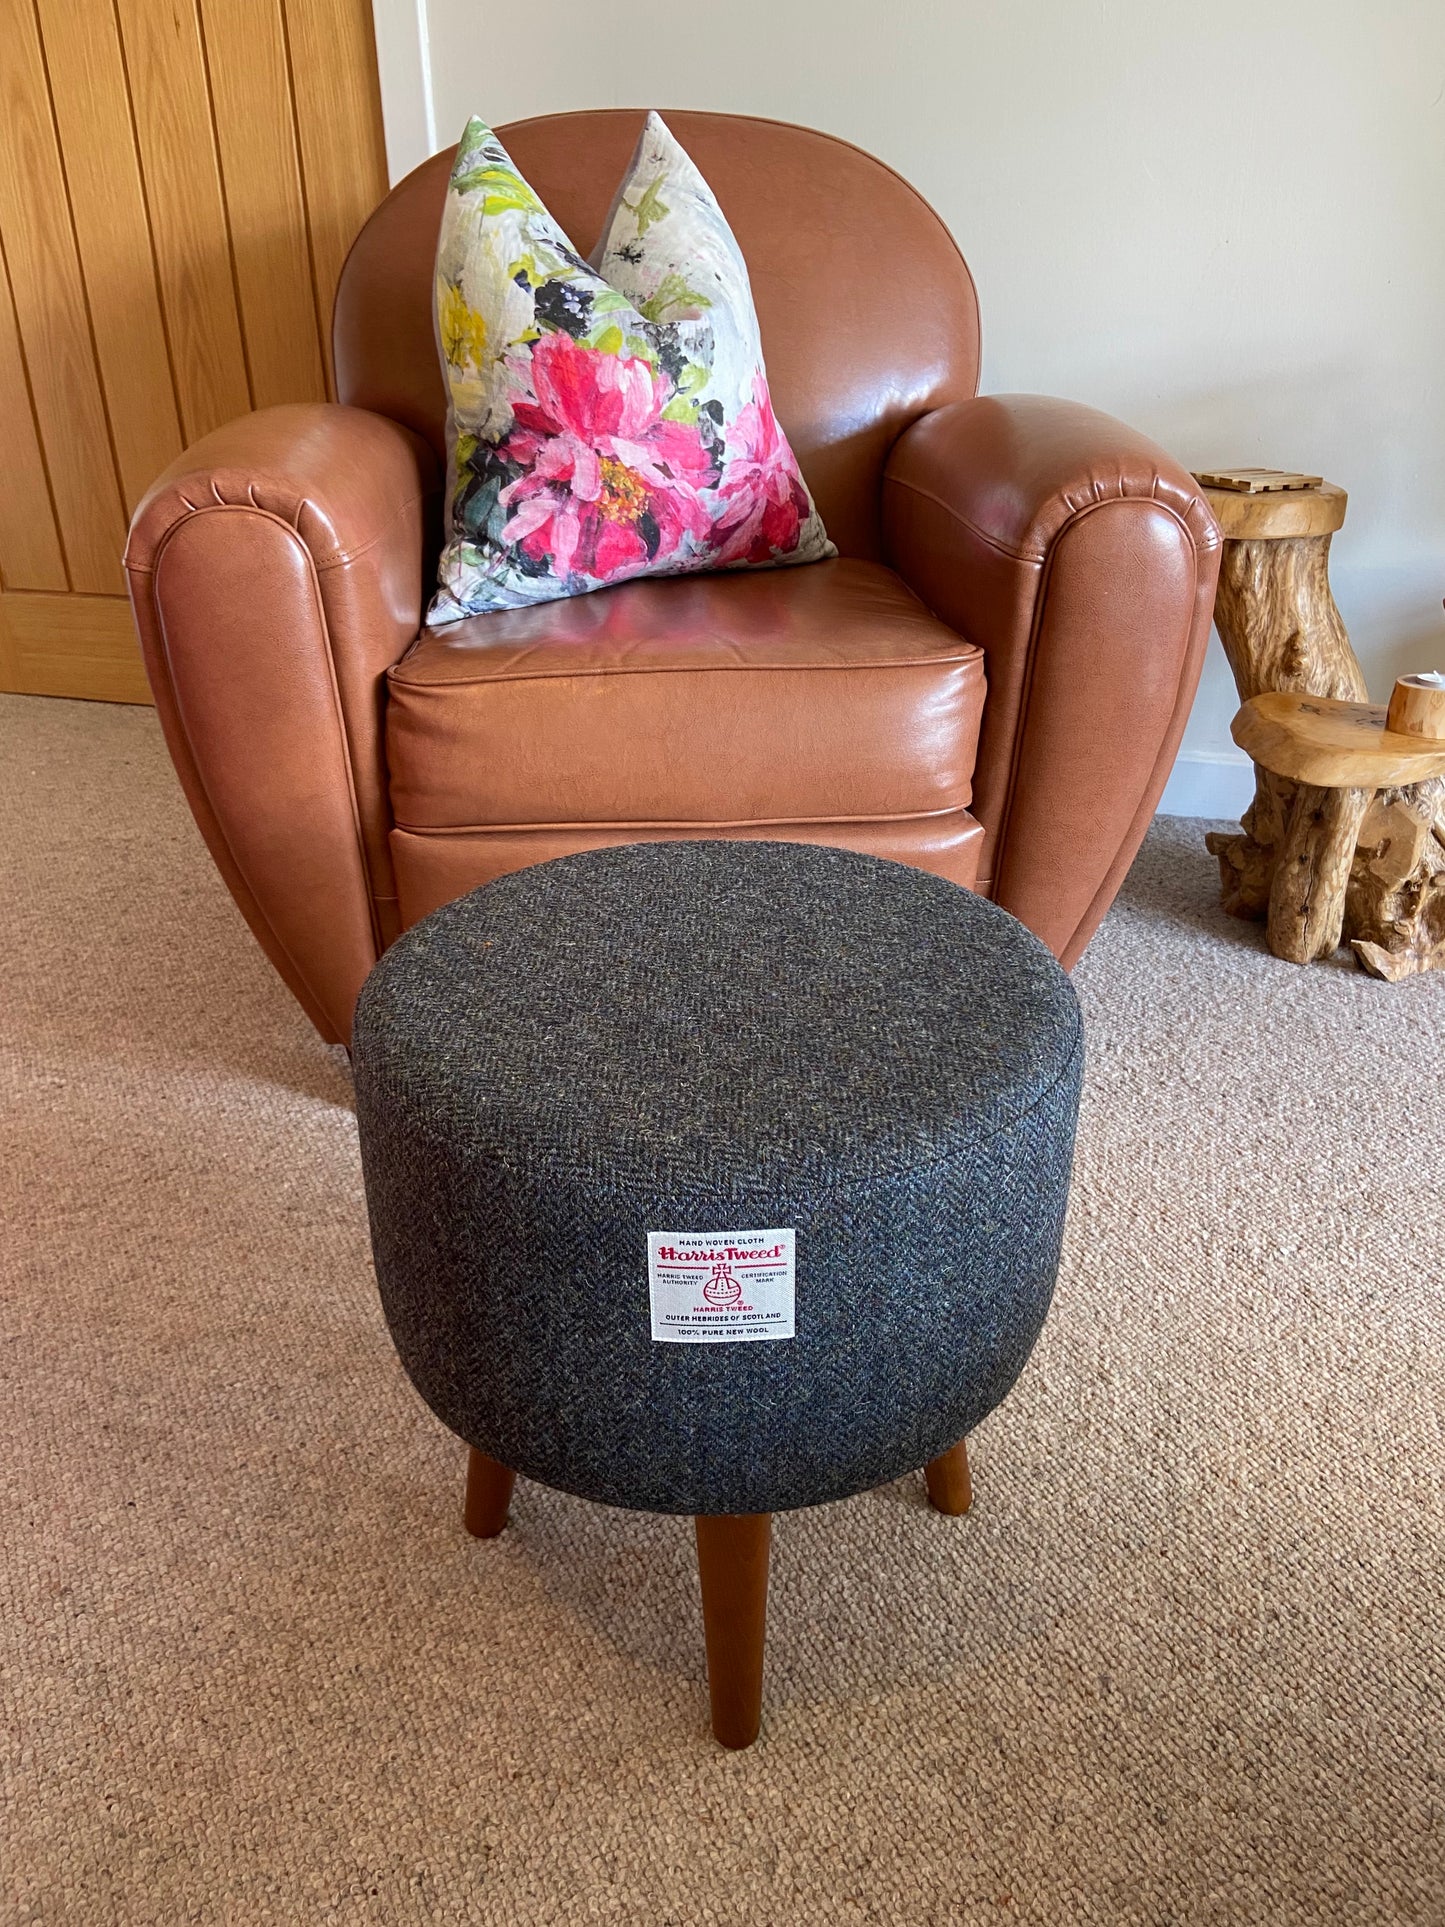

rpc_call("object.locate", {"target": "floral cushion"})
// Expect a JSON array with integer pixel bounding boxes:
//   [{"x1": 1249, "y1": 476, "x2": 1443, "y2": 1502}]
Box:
[{"x1": 429, "y1": 113, "x2": 835, "y2": 622}]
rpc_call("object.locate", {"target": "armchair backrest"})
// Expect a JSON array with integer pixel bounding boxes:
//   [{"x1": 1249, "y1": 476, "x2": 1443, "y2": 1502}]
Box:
[{"x1": 333, "y1": 110, "x2": 980, "y2": 560}]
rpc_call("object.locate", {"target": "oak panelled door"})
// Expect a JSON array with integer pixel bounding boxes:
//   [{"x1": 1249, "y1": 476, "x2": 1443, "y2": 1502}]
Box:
[{"x1": 0, "y1": 0, "x2": 389, "y2": 703}]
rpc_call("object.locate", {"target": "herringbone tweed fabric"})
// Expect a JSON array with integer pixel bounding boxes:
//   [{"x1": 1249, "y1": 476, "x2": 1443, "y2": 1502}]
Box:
[
  {"x1": 3, "y1": 694, "x2": 1442, "y2": 1925},
  {"x1": 353, "y1": 843, "x2": 1082, "y2": 1514}
]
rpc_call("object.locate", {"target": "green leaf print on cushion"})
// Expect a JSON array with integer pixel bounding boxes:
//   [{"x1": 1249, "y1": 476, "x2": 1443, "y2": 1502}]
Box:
[
  {"x1": 449, "y1": 120, "x2": 545, "y2": 215},
  {"x1": 635, "y1": 270, "x2": 713, "y2": 324},
  {"x1": 624, "y1": 173, "x2": 670, "y2": 236}
]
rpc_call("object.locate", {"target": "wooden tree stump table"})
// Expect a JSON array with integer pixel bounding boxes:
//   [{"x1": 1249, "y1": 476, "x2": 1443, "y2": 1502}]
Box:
[{"x1": 1196, "y1": 471, "x2": 1445, "y2": 978}]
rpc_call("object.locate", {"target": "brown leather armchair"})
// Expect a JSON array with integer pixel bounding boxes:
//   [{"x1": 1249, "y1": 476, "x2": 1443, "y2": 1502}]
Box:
[{"x1": 126, "y1": 110, "x2": 1221, "y2": 1047}]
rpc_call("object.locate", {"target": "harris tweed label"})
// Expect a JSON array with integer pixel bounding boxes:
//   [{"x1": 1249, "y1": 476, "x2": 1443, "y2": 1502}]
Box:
[{"x1": 647, "y1": 1229, "x2": 796, "y2": 1343}]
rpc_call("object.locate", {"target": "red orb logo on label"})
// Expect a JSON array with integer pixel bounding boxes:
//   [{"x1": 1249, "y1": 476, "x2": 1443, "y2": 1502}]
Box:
[{"x1": 702, "y1": 1262, "x2": 743, "y2": 1307}]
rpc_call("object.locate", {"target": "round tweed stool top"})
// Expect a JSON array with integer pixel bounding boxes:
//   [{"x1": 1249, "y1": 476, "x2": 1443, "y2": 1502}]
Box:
[{"x1": 353, "y1": 840, "x2": 1083, "y2": 1521}]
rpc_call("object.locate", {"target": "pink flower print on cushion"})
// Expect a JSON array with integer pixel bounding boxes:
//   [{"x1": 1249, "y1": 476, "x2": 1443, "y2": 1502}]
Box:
[
  {"x1": 497, "y1": 333, "x2": 715, "y2": 585},
  {"x1": 712, "y1": 375, "x2": 814, "y2": 566}
]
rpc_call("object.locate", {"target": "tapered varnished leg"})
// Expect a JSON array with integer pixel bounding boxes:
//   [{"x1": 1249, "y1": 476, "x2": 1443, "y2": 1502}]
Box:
[
  {"x1": 463, "y1": 1448, "x2": 516, "y2": 1538},
  {"x1": 693, "y1": 1513, "x2": 771, "y2": 1749},
  {"x1": 924, "y1": 1439, "x2": 973, "y2": 1515}
]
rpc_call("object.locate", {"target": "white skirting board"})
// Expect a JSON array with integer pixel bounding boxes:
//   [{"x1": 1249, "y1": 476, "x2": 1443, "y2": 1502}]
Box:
[{"x1": 1156, "y1": 750, "x2": 1254, "y2": 821}]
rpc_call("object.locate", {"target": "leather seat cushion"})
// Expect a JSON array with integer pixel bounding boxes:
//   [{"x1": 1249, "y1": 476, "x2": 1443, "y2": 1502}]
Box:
[{"x1": 385, "y1": 558, "x2": 985, "y2": 831}]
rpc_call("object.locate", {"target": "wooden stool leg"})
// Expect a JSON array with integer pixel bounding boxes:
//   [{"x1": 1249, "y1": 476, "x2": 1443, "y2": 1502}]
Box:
[
  {"x1": 693, "y1": 1513, "x2": 771, "y2": 1749},
  {"x1": 924, "y1": 1439, "x2": 973, "y2": 1515},
  {"x1": 1266, "y1": 781, "x2": 1371, "y2": 962},
  {"x1": 463, "y1": 1448, "x2": 516, "y2": 1539}
]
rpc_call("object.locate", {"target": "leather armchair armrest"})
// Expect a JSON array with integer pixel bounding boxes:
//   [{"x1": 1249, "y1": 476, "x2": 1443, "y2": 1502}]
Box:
[
  {"x1": 126, "y1": 403, "x2": 441, "y2": 1042},
  {"x1": 883, "y1": 394, "x2": 1220, "y2": 964}
]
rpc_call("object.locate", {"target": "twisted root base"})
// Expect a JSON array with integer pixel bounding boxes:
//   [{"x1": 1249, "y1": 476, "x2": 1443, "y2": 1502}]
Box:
[
  {"x1": 1208, "y1": 773, "x2": 1445, "y2": 977},
  {"x1": 463, "y1": 1439, "x2": 973, "y2": 1749}
]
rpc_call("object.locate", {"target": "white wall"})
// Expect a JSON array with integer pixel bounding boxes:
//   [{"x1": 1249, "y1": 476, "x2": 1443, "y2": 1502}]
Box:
[{"x1": 374, "y1": 0, "x2": 1445, "y2": 816}]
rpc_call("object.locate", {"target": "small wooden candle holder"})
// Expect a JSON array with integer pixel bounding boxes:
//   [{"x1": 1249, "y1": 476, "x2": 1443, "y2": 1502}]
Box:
[{"x1": 1385, "y1": 673, "x2": 1445, "y2": 742}]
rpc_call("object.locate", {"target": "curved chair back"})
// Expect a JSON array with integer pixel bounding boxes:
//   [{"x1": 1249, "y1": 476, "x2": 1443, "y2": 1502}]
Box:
[{"x1": 333, "y1": 110, "x2": 979, "y2": 559}]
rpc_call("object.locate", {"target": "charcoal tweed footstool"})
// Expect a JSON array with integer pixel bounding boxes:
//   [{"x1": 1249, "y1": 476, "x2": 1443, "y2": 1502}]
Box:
[{"x1": 352, "y1": 840, "x2": 1082, "y2": 1747}]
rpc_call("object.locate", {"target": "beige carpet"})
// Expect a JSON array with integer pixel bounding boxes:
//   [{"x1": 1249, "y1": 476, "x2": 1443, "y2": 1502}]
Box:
[{"x1": 2, "y1": 692, "x2": 1442, "y2": 1926}]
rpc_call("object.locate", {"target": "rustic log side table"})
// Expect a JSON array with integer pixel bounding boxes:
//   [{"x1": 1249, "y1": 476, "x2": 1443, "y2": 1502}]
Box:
[{"x1": 1196, "y1": 470, "x2": 1445, "y2": 978}]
